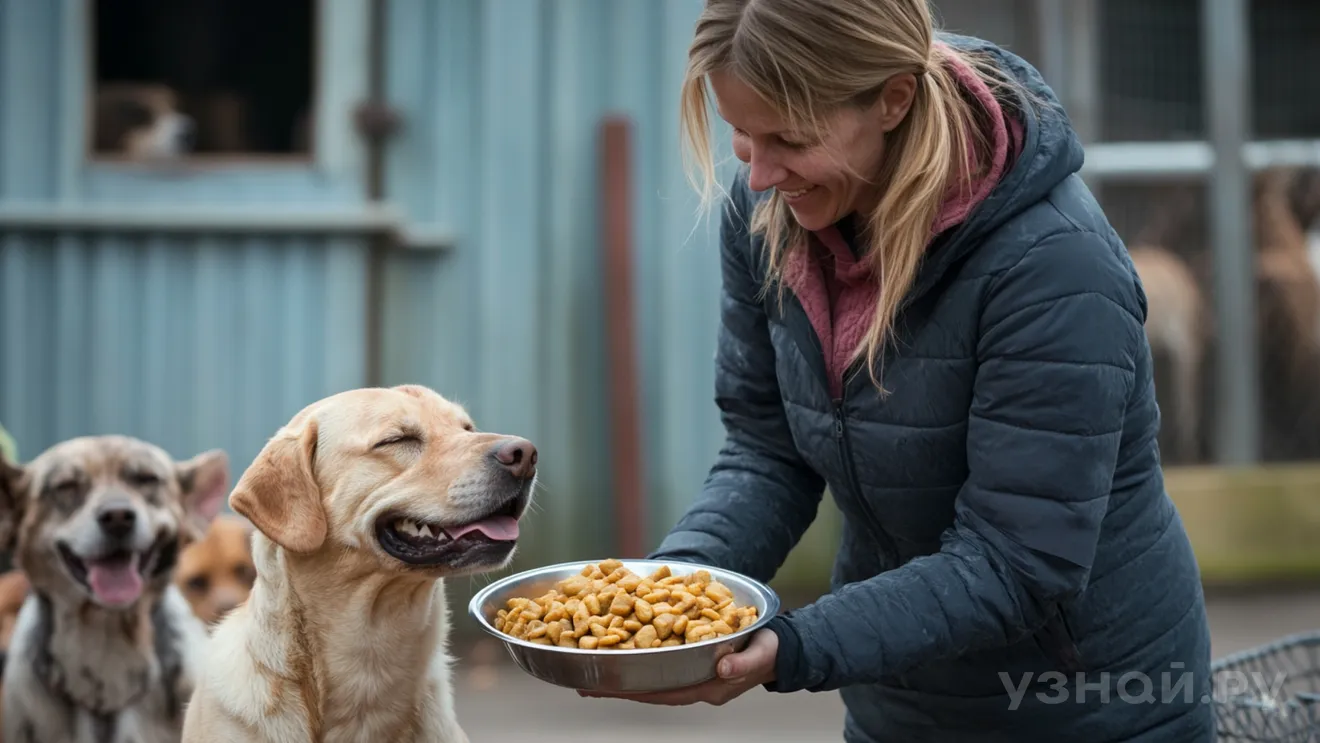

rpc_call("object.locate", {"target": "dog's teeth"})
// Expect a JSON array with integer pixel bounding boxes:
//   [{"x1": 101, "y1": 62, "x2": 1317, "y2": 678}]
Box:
[{"x1": 420, "y1": 524, "x2": 436, "y2": 540}]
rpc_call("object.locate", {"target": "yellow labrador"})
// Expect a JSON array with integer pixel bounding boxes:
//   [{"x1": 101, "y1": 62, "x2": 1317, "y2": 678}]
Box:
[{"x1": 182, "y1": 385, "x2": 538, "y2": 742}]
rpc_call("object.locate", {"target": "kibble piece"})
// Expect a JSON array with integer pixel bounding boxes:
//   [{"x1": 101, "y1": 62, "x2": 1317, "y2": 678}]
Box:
[
  {"x1": 672, "y1": 614, "x2": 689, "y2": 637},
  {"x1": 608, "y1": 592, "x2": 634, "y2": 617},
  {"x1": 634, "y1": 598, "x2": 655, "y2": 623},
  {"x1": 634, "y1": 624, "x2": 659, "y2": 649}
]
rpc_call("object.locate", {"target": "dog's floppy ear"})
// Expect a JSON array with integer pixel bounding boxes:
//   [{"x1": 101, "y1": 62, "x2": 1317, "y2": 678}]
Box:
[
  {"x1": 229, "y1": 419, "x2": 325, "y2": 554},
  {"x1": 175, "y1": 449, "x2": 230, "y2": 544},
  {"x1": 0, "y1": 454, "x2": 27, "y2": 553}
]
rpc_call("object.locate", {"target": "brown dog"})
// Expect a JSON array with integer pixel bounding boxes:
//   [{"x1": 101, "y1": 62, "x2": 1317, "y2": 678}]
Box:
[
  {"x1": 1253, "y1": 167, "x2": 1320, "y2": 459},
  {"x1": 1, "y1": 436, "x2": 228, "y2": 743},
  {"x1": 1128, "y1": 243, "x2": 1210, "y2": 463},
  {"x1": 182, "y1": 384, "x2": 538, "y2": 743},
  {"x1": 0, "y1": 569, "x2": 29, "y2": 653},
  {"x1": 175, "y1": 514, "x2": 255, "y2": 628},
  {"x1": 1130, "y1": 165, "x2": 1320, "y2": 462}
]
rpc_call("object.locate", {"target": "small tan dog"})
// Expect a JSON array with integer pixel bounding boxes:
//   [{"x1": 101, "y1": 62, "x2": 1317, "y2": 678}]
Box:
[
  {"x1": 175, "y1": 514, "x2": 255, "y2": 628},
  {"x1": 182, "y1": 384, "x2": 539, "y2": 743}
]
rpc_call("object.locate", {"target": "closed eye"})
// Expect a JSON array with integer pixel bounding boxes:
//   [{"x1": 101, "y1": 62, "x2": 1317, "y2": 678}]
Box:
[
  {"x1": 125, "y1": 470, "x2": 162, "y2": 487},
  {"x1": 373, "y1": 433, "x2": 423, "y2": 449}
]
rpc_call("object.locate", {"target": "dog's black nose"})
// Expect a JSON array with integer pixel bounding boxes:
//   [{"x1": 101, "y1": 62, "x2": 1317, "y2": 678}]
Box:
[
  {"x1": 96, "y1": 503, "x2": 137, "y2": 538},
  {"x1": 492, "y1": 438, "x2": 538, "y2": 480}
]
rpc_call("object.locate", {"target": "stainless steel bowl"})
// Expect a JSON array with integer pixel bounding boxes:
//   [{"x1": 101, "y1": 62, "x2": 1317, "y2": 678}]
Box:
[{"x1": 467, "y1": 558, "x2": 781, "y2": 693}]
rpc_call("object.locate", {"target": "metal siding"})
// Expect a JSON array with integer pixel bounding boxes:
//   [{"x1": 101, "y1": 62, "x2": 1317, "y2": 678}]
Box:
[
  {"x1": 0, "y1": 233, "x2": 371, "y2": 478},
  {"x1": 0, "y1": 0, "x2": 61, "y2": 201}
]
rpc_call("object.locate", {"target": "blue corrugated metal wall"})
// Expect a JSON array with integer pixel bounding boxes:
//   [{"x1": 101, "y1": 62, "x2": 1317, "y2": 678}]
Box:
[
  {"x1": 0, "y1": 234, "x2": 368, "y2": 462},
  {"x1": 0, "y1": 0, "x2": 844, "y2": 581}
]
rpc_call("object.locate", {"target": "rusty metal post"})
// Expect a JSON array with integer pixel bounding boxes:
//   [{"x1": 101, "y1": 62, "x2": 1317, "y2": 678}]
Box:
[{"x1": 600, "y1": 115, "x2": 647, "y2": 558}]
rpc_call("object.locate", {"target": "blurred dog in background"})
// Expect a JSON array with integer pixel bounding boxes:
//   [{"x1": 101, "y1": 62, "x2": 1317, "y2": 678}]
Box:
[
  {"x1": 92, "y1": 83, "x2": 196, "y2": 160},
  {"x1": 174, "y1": 514, "x2": 254, "y2": 629}
]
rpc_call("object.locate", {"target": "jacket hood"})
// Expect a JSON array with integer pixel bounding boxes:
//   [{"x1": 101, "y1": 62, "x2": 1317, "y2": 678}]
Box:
[{"x1": 899, "y1": 32, "x2": 1085, "y2": 306}]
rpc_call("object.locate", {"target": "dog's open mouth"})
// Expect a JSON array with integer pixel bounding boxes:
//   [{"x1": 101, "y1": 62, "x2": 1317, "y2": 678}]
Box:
[
  {"x1": 58, "y1": 543, "x2": 155, "y2": 608},
  {"x1": 376, "y1": 498, "x2": 522, "y2": 566}
]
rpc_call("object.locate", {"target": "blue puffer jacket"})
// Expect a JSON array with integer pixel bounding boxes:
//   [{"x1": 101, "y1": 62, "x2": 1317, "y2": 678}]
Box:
[{"x1": 649, "y1": 34, "x2": 1215, "y2": 743}]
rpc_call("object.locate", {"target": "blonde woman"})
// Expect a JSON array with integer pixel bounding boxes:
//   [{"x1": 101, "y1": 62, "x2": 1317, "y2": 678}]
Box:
[{"x1": 583, "y1": 1, "x2": 1215, "y2": 740}]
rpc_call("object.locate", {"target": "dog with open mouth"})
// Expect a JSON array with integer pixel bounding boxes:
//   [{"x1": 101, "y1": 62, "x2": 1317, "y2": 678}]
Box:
[
  {"x1": 181, "y1": 384, "x2": 538, "y2": 743},
  {"x1": 0, "y1": 435, "x2": 228, "y2": 743}
]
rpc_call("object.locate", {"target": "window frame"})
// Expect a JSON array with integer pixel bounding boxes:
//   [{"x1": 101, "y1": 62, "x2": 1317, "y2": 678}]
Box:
[{"x1": 70, "y1": 0, "x2": 368, "y2": 207}]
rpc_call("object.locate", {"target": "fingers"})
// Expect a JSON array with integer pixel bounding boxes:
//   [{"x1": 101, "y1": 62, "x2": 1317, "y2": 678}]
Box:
[
  {"x1": 717, "y1": 629, "x2": 774, "y2": 680},
  {"x1": 577, "y1": 678, "x2": 730, "y2": 706}
]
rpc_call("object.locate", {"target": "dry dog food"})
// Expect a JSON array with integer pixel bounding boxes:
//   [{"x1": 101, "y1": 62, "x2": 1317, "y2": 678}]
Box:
[{"x1": 494, "y1": 559, "x2": 760, "y2": 650}]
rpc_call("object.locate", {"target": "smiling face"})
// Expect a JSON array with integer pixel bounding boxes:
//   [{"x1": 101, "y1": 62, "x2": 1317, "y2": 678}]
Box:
[
  {"x1": 229, "y1": 384, "x2": 538, "y2": 578},
  {"x1": 711, "y1": 68, "x2": 917, "y2": 232},
  {"x1": 0, "y1": 436, "x2": 228, "y2": 611}
]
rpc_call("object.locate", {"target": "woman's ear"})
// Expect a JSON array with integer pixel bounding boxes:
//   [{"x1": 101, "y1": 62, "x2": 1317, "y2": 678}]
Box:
[{"x1": 875, "y1": 73, "x2": 918, "y2": 133}]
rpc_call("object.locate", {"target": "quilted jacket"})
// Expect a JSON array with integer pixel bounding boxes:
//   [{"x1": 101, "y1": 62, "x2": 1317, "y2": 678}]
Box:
[{"x1": 648, "y1": 34, "x2": 1215, "y2": 743}]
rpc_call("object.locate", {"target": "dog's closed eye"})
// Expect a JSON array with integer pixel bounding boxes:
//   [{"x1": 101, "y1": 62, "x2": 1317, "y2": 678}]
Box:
[
  {"x1": 47, "y1": 478, "x2": 81, "y2": 494},
  {"x1": 373, "y1": 433, "x2": 423, "y2": 450},
  {"x1": 124, "y1": 470, "x2": 162, "y2": 487}
]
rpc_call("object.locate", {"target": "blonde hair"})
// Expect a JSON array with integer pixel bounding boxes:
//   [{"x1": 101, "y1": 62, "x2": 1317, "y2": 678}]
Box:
[{"x1": 681, "y1": 0, "x2": 1033, "y2": 393}]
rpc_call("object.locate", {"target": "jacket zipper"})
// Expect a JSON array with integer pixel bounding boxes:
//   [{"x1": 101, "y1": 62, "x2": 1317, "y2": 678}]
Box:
[{"x1": 832, "y1": 392, "x2": 900, "y2": 571}]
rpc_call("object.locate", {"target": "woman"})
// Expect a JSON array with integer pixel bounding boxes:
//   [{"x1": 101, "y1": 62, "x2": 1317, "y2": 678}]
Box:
[{"x1": 582, "y1": 1, "x2": 1215, "y2": 741}]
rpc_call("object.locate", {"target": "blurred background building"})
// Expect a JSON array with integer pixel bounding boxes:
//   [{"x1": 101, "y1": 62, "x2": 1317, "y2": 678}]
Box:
[{"x1": 0, "y1": 0, "x2": 1317, "y2": 695}]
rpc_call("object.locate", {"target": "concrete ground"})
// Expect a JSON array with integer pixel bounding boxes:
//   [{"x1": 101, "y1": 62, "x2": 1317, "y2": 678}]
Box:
[{"x1": 451, "y1": 587, "x2": 1320, "y2": 741}]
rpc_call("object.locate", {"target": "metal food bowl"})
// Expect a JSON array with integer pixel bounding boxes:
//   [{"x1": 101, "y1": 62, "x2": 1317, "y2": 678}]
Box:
[{"x1": 467, "y1": 558, "x2": 781, "y2": 693}]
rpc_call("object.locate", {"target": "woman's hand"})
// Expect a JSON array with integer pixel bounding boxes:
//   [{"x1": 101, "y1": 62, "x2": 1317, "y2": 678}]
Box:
[{"x1": 577, "y1": 628, "x2": 779, "y2": 706}]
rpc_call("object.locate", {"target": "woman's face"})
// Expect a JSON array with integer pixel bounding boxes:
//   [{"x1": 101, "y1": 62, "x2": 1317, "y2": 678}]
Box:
[{"x1": 711, "y1": 69, "x2": 916, "y2": 232}]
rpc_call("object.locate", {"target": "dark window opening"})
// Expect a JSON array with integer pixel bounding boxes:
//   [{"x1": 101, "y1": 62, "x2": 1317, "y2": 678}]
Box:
[{"x1": 90, "y1": 0, "x2": 316, "y2": 161}]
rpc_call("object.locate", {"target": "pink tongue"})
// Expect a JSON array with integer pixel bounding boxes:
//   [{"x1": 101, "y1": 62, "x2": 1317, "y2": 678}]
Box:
[
  {"x1": 443, "y1": 516, "x2": 519, "y2": 542},
  {"x1": 87, "y1": 556, "x2": 143, "y2": 607}
]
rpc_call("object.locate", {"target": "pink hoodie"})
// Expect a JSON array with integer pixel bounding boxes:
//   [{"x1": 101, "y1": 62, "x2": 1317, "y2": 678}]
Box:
[{"x1": 782, "y1": 46, "x2": 1025, "y2": 399}]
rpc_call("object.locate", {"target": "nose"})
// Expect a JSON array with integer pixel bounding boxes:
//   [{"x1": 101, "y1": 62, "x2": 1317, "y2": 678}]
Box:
[
  {"x1": 745, "y1": 149, "x2": 788, "y2": 193},
  {"x1": 213, "y1": 598, "x2": 240, "y2": 618},
  {"x1": 493, "y1": 438, "x2": 538, "y2": 480},
  {"x1": 96, "y1": 501, "x2": 137, "y2": 539}
]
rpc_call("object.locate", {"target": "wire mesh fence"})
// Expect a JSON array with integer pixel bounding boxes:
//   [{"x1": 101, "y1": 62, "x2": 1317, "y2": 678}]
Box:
[{"x1": 933, "y1": 0, "x2": 1320, "y2": 467}]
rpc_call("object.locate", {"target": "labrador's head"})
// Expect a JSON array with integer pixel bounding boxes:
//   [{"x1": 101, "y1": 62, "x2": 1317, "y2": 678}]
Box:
[{"x1": 229, "y1": 385, "x2": 537, "y2": 577}]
